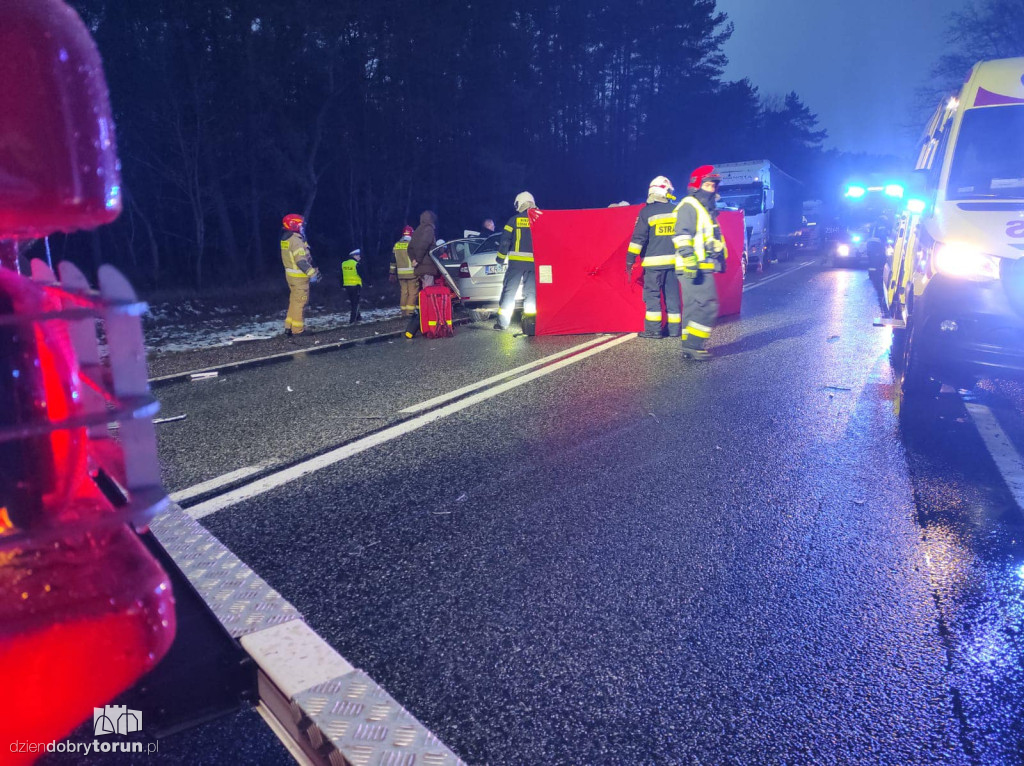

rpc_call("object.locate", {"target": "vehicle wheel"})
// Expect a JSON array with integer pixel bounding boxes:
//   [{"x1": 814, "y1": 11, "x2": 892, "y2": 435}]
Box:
[{"x1": 898, "y1": 312, "x2": 940, "y2": 398}]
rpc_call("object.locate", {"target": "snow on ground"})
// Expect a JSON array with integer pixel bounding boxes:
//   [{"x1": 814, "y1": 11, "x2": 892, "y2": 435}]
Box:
[{"x1": 144, "y1": 307, "x2": 402, "y2": 353}]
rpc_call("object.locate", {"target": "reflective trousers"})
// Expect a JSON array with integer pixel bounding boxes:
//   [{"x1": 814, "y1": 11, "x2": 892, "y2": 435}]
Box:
[
  {"x1": 679, "y1": 271, "x2": 718, "y2": 350},
  {"x1": 496, "y1": 261, "x2": 536, "y2": 330},
  {"x1": 405, "y1": 274, "x2": 436, "y2": 337},
  {"x1": 285, "y1": 274, "x2": 310, "y2": 334},
  {"x1": 642, "y1": 268, "x2": 682, "y2": 336},
  {"x1": 399, "y1": 278, "x2": 418, "y2": 316}
]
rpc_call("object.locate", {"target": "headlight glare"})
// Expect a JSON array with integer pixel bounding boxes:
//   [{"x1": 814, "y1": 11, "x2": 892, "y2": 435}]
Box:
[
  {"x1": 933, "y1": 242, "x2": 1000, "y2": 281},
  {"x1": 836, "y1": 244, "x2": 851, "y2": 256}
]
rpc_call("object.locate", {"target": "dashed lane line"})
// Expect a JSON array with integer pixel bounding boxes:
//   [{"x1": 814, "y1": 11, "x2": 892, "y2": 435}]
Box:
[
  {"x1": 741, "y1": 260, "x2": 815, "y2": 292},
  {"x1": 964, "y1": 401, "x2": 1024, "y2": 514},
  {"x1": 185, "y1": 333, "x2": 635, "y2": 519},
  {"x1": 400, "y1": 335, "x2": 613, "y2": 414},
  {"x1": 169, "y1": 463, "x2": 269, "y2": 504}
]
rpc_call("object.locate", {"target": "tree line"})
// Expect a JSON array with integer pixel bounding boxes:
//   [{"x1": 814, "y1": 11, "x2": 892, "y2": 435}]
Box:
[{"x1": 57, "y1": 0, "x2": 833, "y2": 290}]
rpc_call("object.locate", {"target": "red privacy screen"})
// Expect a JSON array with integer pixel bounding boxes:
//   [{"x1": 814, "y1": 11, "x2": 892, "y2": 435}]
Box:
[{"x1": 530, "y1": 206, "x2": 743, "y2": 335}]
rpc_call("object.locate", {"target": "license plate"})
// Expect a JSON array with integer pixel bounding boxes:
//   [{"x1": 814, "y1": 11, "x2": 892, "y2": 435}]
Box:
[{"x1": 485, "y1": 264, "x2": 502, "y2": 275}]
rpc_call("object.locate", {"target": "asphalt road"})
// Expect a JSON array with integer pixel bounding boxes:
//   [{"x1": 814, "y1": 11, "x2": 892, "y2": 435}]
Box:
[{"x1": 148, "y1": 260, "x2": 1023, "y2": 765}]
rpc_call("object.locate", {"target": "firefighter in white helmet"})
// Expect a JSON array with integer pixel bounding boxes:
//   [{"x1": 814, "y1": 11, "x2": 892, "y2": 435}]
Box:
[
  {"x1": 494, "y1": 191, "x2": 538, "y2": 335},
  {"x1": 627, "y1": 176, "x2": 682, "y2": 338}
]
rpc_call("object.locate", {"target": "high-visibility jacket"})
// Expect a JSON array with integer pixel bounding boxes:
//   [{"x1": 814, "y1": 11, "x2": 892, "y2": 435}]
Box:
[
  {"x1": 342, "y1": 257, "x2": 363, "y2": 287},
  {"x1": 281, "y1": 232, "x2": 315, "y2": 278},
  {"x1": 497, "y1": 212, "x2": 534, "y2": 263},
  {"x1": 390, "y1": 237, "x2": 415, "y2": 278},
  {"x1": 627, "y1": 200, "x2": 678, "y2": 270},
  {"x1": 672, "y1": 195, "x2": 726, "y2": 274}
]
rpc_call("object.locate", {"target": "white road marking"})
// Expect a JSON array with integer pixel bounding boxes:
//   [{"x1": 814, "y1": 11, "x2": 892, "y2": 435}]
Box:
[
  {"x1": 742, "y1": 260, "x2": 814, "y2": 292},
  {"x1": 186, "y1": 333, "x2": 636, "y2": 519},
  {"x1": 169, "y1": 463, "x2": 268, "y2": 503},
  {"x1": 400, "y1": 335, "x2": 614, "y2": 413},
  {"x1": 964, "y1": 401, "x2": 1024, "y2": 512}
]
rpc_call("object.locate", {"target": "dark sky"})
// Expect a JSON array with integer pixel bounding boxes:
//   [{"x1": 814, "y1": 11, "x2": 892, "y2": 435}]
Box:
[{"x1": 717, "y1": 0, "x2": 964, "y2": 159}]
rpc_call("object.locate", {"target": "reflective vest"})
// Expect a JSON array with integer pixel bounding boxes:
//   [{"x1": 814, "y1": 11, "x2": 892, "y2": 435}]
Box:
[
  {"x1": 627, "y1": 200, "x2": 678, "y2": 269},
  {"x1": 672, "y1": 197, "x2": 726, "y2": 272},
  {"x1": 391, "y1": 239, "x2": 414, "y2": 278},
  {"x1": 342, "y1": 258, "x2": 362, "y2": 287},
  {"x1": 497, "y1": 213, "x2": 534, "y2": 262},
  {"x1": 281, "y1": 233, "x2": 313, "y2": 278}
]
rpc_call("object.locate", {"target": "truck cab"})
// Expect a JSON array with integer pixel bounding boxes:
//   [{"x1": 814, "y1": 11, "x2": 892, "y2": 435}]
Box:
[{"x1": 885, "y1": 57, "x2": 1024, "y2": 396}]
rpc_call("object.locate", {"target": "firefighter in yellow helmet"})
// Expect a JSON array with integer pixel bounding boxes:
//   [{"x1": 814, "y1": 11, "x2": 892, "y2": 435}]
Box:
[
  {"x1": 495, "y1": 191, "x2": 538, "y2": 335},
  {"x1": 390, "y1": 225, "x2": 417, "y2": 316},
  {"x1": 280, "y1": 214, "x2": 320, "y2": 336},
  {"x1": 627, "y1": 175, "x2": 681, "y2": 338},
  {"x1": 673, "y1": 166, "x2": 726, "y2": 360}
]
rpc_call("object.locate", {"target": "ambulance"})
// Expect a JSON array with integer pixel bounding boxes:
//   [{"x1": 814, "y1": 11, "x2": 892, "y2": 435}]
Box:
[{"x1": 883, "y1": 57, "x2": 1024, "y2": 396}]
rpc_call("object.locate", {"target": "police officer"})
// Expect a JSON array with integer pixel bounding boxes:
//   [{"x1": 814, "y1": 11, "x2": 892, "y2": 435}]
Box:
[
  {"x1": 280, "y1": 214, "x2": 320, "y2": 336},
  {"x1": 390, "y1": 225, "x2": 417, "y2": 316},
  {"x1": 341, "y1": 248, "x2": 363, "y2": 324},
  {"x1": 673, "y1": 166, "x2": 726, "y2": 360},
  {"x1": 495, "y1": 191, "x2": 538, "y2": 335},
  {"x1": 627, "y1": 175, "x2": 682, "y2": 338}
]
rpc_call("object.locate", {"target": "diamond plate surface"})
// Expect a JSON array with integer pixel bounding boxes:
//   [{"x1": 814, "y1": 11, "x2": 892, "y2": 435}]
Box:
[
  {"x1": 149, "y1": 505, "x2": 299, "y2": 637},
  {"x1": 293, "y1": 671, "x2": 466, "y2": 766}
]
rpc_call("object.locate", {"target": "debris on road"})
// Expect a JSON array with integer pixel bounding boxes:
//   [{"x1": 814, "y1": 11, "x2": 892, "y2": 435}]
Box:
[
  {"x1": 190, "y1": 371, "x2": 218, "y2": 381},
  {"x1": 153, "y1": 414, "x2": 187, "y2": 425},
  {"x1": 230, "y1": 334, "x2": 275, "y2": 343},
  {"x1": 287, "y1": 386, "x2": 294, "y2": 392}
]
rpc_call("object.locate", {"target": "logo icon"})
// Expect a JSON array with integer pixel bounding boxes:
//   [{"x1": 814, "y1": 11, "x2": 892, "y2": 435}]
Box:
[{"x1": 93, "y1": 705, "x2": 143, "y2": 736}]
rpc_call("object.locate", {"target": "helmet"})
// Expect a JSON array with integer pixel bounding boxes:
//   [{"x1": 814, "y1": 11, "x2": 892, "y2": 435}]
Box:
[
  {"x1": 349, "y1": 248, "x2": 361, "y2": 259},
  {"x1": 402, "y1": 225, "x2": 414, "y2": 237},
  {"x1": 282, "y1": 214, "x2": 305, "y2": 232},
  {"x1": 648, "y1": 176, "x2": 674, "y2": 201},
  {"x1": 514, "y1": 191, "x2": 536, "y2": 213},
  {"x1": 436, "y1": 239, "x2": 447, "y2": 247},
  {"x1": 688, "y1": 165, "x2": 721, "y2": 190}
]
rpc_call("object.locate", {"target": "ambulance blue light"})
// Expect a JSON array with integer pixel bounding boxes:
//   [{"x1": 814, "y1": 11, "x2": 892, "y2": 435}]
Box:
[
  {"x1": 884, "y1": 184, "x2": 905, "y2": 198},
  {"x1": 845, "y1": 185, "x2": 866, "y2": 199}
]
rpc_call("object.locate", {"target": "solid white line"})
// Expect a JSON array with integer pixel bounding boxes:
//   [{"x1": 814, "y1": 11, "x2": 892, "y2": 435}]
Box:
[
  {"x1": 742, "y1": 260, "x2": 814, "y2": 292},
  {"x1": 964, "y1": 401, "x2": 1024, "y2": 512},
  {"x1": 187, "y1": 333, "x2": 636, "y2": 519},
  {"x1": 400, "y1": 335, "x2": 614, "y2": 413},
  {"x1": 169, "y1": 464, "x2": 267, "y2": 503}
]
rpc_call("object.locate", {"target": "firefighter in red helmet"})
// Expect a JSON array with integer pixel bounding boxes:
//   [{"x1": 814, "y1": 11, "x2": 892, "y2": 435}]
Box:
[
  {"x1": 280, "y1": 213, "x2": 320, "y2": 336},
  {"x1": 673, "y1": 165, "x2": 726, "y2": 360},
  {"x1": 390, "y1": 225, "x2": 417, "y2": 316}
]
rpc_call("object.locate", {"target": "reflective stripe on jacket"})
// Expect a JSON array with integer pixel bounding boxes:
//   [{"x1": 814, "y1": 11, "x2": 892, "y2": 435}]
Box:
[
  {"x1": 281, "y1": 232, "x2": 314, "y2": 278},
  {"x1": 497, "y1": 214, "x2": 534, "y2": 262},
  {"x1": 391, "y1": 239, "x2": 415, "y2": 277},
  {"x1": 627, "y1": 200, "x2": 678, "y2": 269},
  {"x1": 342, "y1": 258, "x2": 363, "y2": 287},
  {"x1": 672, "y1": 196, "x2": 726, "y2": 272}
]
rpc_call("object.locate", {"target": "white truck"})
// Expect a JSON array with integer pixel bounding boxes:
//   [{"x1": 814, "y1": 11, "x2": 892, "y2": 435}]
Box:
[{"x1": 715, "y1": 160, "x2": 803, "y2": 271}]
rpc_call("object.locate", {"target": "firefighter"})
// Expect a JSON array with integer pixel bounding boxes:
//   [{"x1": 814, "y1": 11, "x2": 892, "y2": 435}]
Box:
[
  {"x1": 673, "y1": 165, "x2": 726, "y2": 360},
  {"x1": 495, "y1": 191, "x2": 538, "y2": 334},
  {"x1": 341, "y1": 247, "x2": 363, "y2": 324},
  {"x1": 390, "y1": 225, "x2": 416, "y2": 316},
  {"x1": 627, "y1": 175, "x2": 681, "y2": 338},
  {"x1": 404, "y1": 210, "x2": 438, "y2": 338},
  {"x1": 280, "y1": 214, "x2": 320, "y2": 336}
]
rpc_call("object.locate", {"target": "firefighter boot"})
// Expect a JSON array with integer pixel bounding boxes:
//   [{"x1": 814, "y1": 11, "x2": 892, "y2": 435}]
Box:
[{"x1": 682, "y1": 348, "x2": 712, "y2": 361}]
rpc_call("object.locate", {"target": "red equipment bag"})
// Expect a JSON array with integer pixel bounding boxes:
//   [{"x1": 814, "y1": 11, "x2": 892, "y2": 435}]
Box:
[{"x1": 419, "y1": 285, "x2": 454, "y2": 338}]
